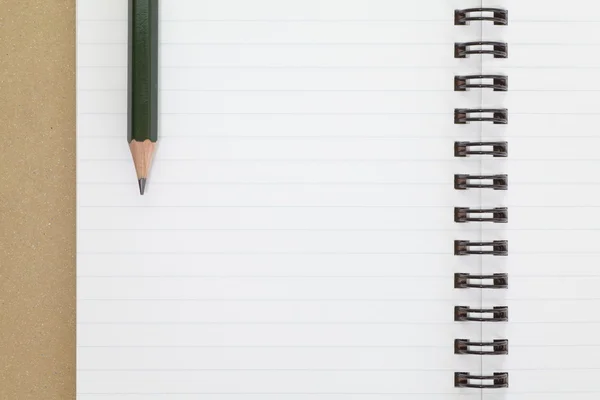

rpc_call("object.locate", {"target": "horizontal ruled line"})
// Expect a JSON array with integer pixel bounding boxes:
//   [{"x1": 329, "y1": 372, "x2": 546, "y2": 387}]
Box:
[
  {"x1": 73, "y1": 275, "x2": 600, "y2": 278},
  {"x1": 83, "y1": 42, "x2": 465, "y2": 45},
  {"x1": 75, "y1": 183, "x2": 460, "y2": 188},
  {"x1": 75, "y1": 368, "x2": 460, "y2": 372},
  {"x1": 76, "y1": 228, "x2": 600, "y2": 232},
  {"x1": 76, "y1": 158, "x2": 503, "y2": 162},
  {"x1": 74, "y1": 344, "x2": 600, "y2": 348},
  {"x1": 74, "y1": 393, "x2": 497, "y2": 396},
  {"x1": 80, "y1": 112, "x2": 453, "y2": 115},
  {"x1": 75, "y1": 158, "x2": 600, "y2": 163},
  {"x1": 76, "y1": 252, "x2": 600, "y2": 255},
  {"x1": 77, "y1": 183, "x2": 456, "y2": 187},
  {"x1": 77, "y1": 18, "x2": 600, "y2": 22},
  {"x1": 66, "y1": 206, "x2": 513, "y2": 209},
  {"x1": 72, "y1": 135, "x2": 600, "y2": 139},
  {"x1": 78, "y1": 252, "x2": 448, "y2": 255},
  {"x1": 77, "y1": 65, "x2": 600, "y2": 69},
  {"x1": 74, "y1": 367, "x2": 600, "y2": 372},
  {"x1": 74, "y1": 394, "x2": 600, "y2": 397},
  {"x1": 76, "y1": 298, "x2": 600, "y2": 302},
  {"x1": 82, "y1": 19, "x2": 600, "y2": 23},
  {"x1": 76, "y1": 276, "x2": 456, "y2": 279},
  {"x1": 76, "y1": 321, "x2": 600, "y2": 325},
  {"x1": 77, "y1": 345, "x2": 446, "y2": 349},
  {"x1": 74, "y1": 276, "x2": 600, "y2": 279},
  {"x1": 80, "y1": 19, "x2": 452, "y2": 22},
  {"x1": 77, "y1": 298, "x2": 461, "y2": 302},
  {"x1": 77, "y1": 321, "x2": 467, "y2": 325},
  {"x1": 79, "y1": 88, "x2": 600, "y2": 93},
  {"x1": 83, "y1": 89, "x2": 465, "y2": 92},
  {"x1": 76, "y1": 112, "x2": 600, "y2": 115},
  {"x1": 79, "y1": 42, "x2": 600, "y2": 46}
]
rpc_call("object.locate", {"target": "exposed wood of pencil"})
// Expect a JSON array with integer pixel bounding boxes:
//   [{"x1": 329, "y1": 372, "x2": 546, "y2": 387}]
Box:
[{"x1": 129, "y1": 139, "x2": 156, "y2": 195}]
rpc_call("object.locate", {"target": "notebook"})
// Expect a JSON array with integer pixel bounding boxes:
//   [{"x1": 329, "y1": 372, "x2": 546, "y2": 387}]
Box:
[{"x1": 76, "y1": 0, "x2": 600, "y2": 398}]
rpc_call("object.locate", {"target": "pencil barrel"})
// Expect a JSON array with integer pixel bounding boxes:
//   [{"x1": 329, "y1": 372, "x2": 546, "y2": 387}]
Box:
[{"x1": 128, "y1": 0, "x2": 158, "y2": 143}]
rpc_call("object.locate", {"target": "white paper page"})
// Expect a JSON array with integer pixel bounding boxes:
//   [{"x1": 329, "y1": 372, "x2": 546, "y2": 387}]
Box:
[
  {"x1": 480, "y1": 1, "x2": 600, "y2": 399},
  {"x1": 77, "y1": 0, "x2": 486, "y2": 398}
]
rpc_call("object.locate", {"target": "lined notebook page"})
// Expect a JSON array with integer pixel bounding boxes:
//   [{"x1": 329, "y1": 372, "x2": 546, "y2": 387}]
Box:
[
  {"x1": 481, "y1": 1, "x2": 600, "y2": 399},
  {"x1": 77, "y1": 0, "x2": 485, "y2": 398}
]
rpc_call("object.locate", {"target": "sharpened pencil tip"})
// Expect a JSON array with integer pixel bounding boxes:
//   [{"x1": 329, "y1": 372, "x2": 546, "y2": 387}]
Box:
[{"x1": 138, "y1": 178, "x2": 146, "y2": 195}]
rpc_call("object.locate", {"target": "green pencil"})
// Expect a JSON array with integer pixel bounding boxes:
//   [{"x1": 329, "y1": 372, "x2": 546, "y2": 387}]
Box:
[{"x1": 128, "y1": 0, "x2": 158, "y2": 195}]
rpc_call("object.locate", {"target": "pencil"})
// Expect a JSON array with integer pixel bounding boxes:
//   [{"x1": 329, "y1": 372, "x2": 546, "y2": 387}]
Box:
[{"x1": 128, "y1": 0, "x2": 158, "y2": 195}]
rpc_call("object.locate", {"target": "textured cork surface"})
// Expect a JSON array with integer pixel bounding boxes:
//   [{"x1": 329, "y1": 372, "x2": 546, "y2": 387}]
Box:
[{"x1": 0, "y1": 0, "x2": 76, "y2": 399}]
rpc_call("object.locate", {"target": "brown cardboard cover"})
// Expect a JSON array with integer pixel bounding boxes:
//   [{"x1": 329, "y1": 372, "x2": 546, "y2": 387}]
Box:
[{"x1": 0, "y1": 0, "x2": 76, "y2": 398}]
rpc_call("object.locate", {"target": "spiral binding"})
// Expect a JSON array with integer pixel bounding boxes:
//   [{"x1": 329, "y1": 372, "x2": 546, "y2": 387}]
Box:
[
  {"x1": 455, "y1": 8, "x2": 508, "y2": 26},
  {"x1": 455, "y1": 141, "x2": 508, "y2": 157},
  {"x1": 455, "y1": 75, "x2": 508, "y2": 91},
  {"x1": 455, "y1": 372, "x2": 509, "y2": 389},
  {"x1": 454, "y1": 240, "x2": 508, "y2": 256},
  {"x1": 455, "y1": 108, "x2": 508, "y2": 124},
  {"x1": 452, "y1": 4, "x2": 509, "y2": 390},
  {"x1": 455, "y1": 306, "x2": 509, "y2": 322},
  {"x1": 454, "y1": 174, "x2": 508, "y2": 190},
  {"x1": 454, "y1": 207, "x2": 508, "y2": 223},
  {"x1": 455, "y1": 41, "x2": 508, "y2": 58},
  {"x1": 455, "y1": 339, "x2": 509, "y2": 355},
  {"x1": 454, "y1": 273, "x2": 508, "y2": 289}
]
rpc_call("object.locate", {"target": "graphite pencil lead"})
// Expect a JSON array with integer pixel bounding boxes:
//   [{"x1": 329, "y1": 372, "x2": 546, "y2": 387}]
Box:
[{"x1": 138, "y1": 178, "x2": 146, "y2": 195}]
